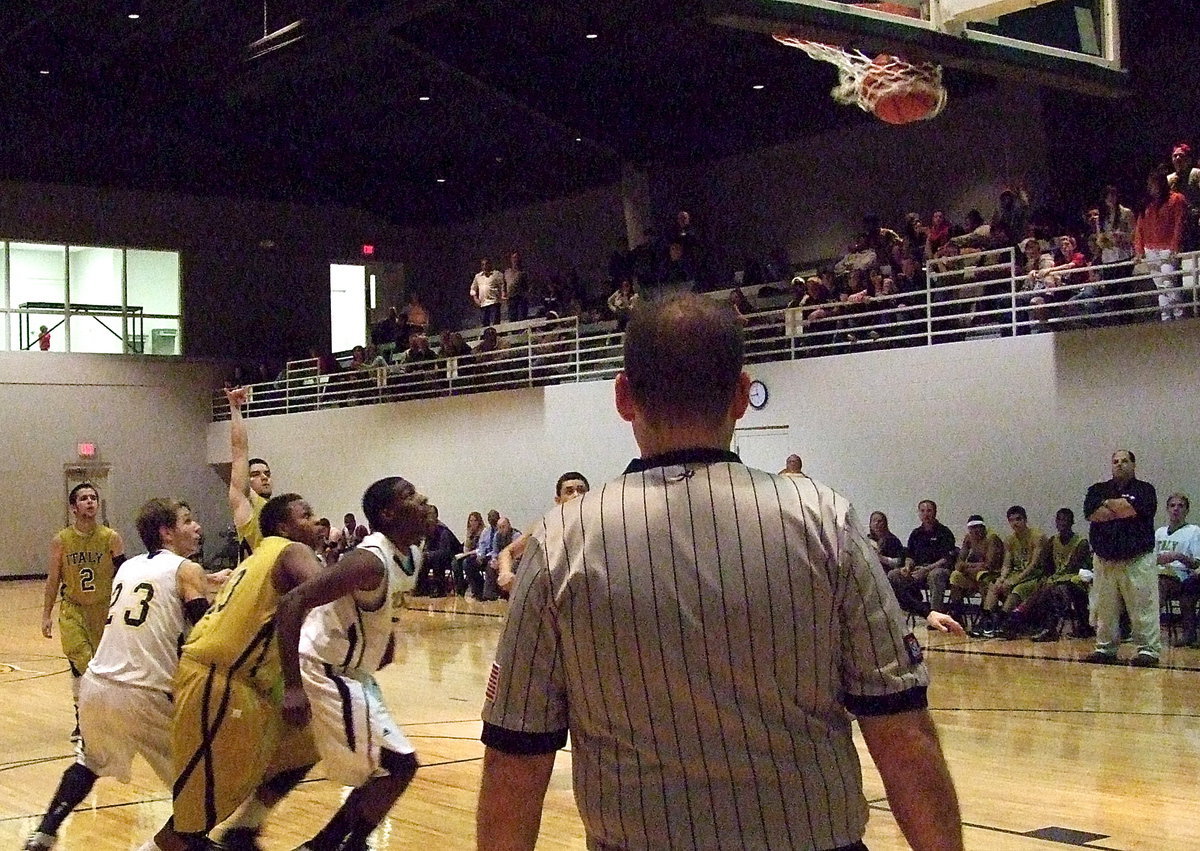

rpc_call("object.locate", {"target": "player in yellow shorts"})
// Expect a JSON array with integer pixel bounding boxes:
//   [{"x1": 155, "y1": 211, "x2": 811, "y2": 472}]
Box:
[
  {"x1": 226, "y1": 386, "x2": 273, "y2": 561},
  {"x1": 41, "y1": 482, "x2": 125, "y2": 738},
  {"x1": 154, "y1": 492, "x2": 324, "y2": 851}
]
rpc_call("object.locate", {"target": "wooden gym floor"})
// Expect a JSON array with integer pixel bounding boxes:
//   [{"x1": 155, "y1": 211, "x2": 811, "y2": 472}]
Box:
[{"x1": 1, "y1": 579, "x2": 1197, "y2": 850}]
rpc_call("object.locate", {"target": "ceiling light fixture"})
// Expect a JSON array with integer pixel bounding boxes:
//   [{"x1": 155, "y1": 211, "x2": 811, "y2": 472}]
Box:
[
  {"x1": 417, "y1": 76, "x2": 432, "y2": 102},
  {"x1": 436, "y1": 178, "x2": 446, "y2": 183},
  {"x1": 752, "y1": 84, "x2": 765, "y2": 90},
  {"x1": 128, "y1": 12, "x2": 141, "y2": 19},
  {"x1": 585, "y1": 32, "x2": 598, "y2": 39},
  {"x1": 38, "y1": 69, "x2": 50, "y2": 76}
]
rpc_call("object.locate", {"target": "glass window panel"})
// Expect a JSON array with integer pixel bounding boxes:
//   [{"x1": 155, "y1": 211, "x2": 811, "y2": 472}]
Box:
[
  {"x1": 69, "y1": 313, "x2": 124, "y2": 354},
  {"x1": 126, "y1": 249, "x2": 180, "y2": 316},
  {"x1": 10, "y1": 242, "x2": 66, "y2": 307},
  {"x1": 68, "y1": 246, "x2": 122, "y2": 307}
]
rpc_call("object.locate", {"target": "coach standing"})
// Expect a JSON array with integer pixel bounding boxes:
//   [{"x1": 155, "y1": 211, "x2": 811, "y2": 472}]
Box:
[
  {"x1": 1084, "y1": 449, "x2": 1160, "y2": 666},
  {"x1": 476, "y1": 294, "x2": 962, "y2": 851}
]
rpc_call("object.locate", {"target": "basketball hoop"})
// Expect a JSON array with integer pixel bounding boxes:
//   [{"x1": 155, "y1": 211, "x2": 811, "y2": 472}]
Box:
[{"x1": 772, "y1": 35, "x2": 947, "y2": 125}]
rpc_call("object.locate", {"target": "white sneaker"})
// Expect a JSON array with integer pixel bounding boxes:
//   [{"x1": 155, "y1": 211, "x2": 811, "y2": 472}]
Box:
[{"x1": 24, "y1": 832, "x2": 56, "y2": 851}]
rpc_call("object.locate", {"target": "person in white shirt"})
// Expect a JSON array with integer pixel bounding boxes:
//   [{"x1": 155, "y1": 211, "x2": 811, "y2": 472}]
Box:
[
  {"x1": 25, "y1": 499, "x2": 220, "y2": 851},
  {"x1": 1155, "y1": 492, "x2": 1200, "y2": 647},
  {"x1": 470, "y1": 257, "x2": 504, "y2": 326},
  {"x1": 276, "y1": 477, "x2": 435, "y2": 851}
]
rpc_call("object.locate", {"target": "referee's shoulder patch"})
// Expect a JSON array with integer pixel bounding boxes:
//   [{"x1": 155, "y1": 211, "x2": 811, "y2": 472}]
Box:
[
  {"x1": 486, "y1": 661, "x2": 501, "y2": 702},
  {"x1": 903, "y1": 633, "x2": 924, "y2": 665}
]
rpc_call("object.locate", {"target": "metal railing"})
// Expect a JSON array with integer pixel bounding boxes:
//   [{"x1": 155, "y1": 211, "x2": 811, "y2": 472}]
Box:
[{"x1": 211, "y1": 250, "x2": 1200, "y2": 421}]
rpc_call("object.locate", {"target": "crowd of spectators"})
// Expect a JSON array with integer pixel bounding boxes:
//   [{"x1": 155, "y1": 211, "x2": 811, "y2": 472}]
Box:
[{"x1": 873, "y1": 478, "x2": 1200, "y2": 660}]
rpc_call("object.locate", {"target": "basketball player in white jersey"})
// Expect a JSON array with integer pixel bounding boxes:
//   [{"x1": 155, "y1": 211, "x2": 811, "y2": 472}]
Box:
[
  {"x1": 274, "y1": 476, "x2": 435, "y2": 851},
  {"x1": 25, "y1": 499, "x2": 214, "y2": 851}
]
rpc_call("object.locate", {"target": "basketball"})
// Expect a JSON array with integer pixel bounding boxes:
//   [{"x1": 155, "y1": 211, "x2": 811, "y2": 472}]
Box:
[{"x1": 860, "y1": 54, "x2": 943, "y2": 124}]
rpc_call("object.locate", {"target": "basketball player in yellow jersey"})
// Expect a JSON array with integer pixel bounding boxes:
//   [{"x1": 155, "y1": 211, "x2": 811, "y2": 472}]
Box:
[
  {"x1": 41, "y1": 482, "x2": 126, "y2": 734},
  {"x1": 227, "y1": 386, "x2": 273, "y2": 560},
  {"x1": 154, "y1": 492, "x2": 324, "y2": 851}
]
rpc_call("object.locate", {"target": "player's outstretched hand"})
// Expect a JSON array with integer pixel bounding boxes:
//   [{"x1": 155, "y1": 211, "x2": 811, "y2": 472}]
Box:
[
  {"x1": 281, "y1": 684, "x2": 311, "y2": 727},
  {"x1": 225, "y1": 386, "x2": 248, "y2": 409},
  {"x1": 926, "y1": 611, "x2": 966, "y2": 636}
]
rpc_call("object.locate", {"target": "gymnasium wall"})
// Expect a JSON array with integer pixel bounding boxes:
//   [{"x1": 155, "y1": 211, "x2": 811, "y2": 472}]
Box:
[
  {"x1": 205, "y1": 318, "x2": 1200, "y2": 546},
  {"x1": 0, "y1": 353, "x2": 226, "y2": 578}
]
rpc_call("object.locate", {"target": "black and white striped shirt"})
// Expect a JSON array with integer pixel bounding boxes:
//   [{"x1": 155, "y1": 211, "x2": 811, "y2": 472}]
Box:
[{"x1": 482, "y1": 448, "x2": 928, "y2": 851}]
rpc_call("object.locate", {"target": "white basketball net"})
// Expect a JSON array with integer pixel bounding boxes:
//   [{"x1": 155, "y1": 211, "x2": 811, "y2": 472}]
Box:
[{"x1": 772, "y1": 35, "x2": 947, "y2": 120}]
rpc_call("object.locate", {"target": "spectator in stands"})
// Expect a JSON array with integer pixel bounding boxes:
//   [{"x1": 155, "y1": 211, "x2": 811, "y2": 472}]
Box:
[
  {"x1": 925, "y1": 210, "x2": 950, "y2": 257},
  {"x1": 859, "y1": 214, "x2": 902, "y2": 271},
  {"x1": 454, "y1": 511, "x2": 484, "y2": 596},
  {"x1": 674, "y1": 210, "x2": 701, "y2": 258},
  {"x1": 941, "y1": 210, "x2": 990, "y2": 255},
  {"x1": 899, "y1": 212, "x2": 928, "y2": 267},
  {"x1": 1028, "y1": 235, "x2": 1089, "y2": 328},
  {"x1": 349, "y1": 346, "x2": 368, "y2": 369},
  {"x1": 341, "y1": 512, "x2": 364, "y2": 551},
  {"x1": 473, "y1": 326, "x2": 502, "y2": 365},
  {"x1": 868, "y1": 511, "x2": 905, "y2": 573},
  {"x1": 415, "y1": 505, "x2": 462, "y2": 598},
  {"x1": 950, "y1": 516, "x2": 1004, "y2": 632},
  {"x1": 1135, "y1": 168, "x2": 1188, "y2": 321},
  {"x1": 371, "y1": 306, "x2": 402, "y2": 355},
  {"x1": 797, "y1": 275, "x2": 838, "y2": 341},
  {"x1": 464, "y1": 509, "x2": 502, "y2": 599},
  {"x1": 504, "y1": 251, "x2": 530, "y2": 323},
  {"x1": 37, "y1": 325, "x2": 50, "y2": 351},
  {"x1": 991, "y1": 188, "x2": 1030, "y2": 248},
  {"x1": 470, "y1": 257, "x2": 505, "y2": 326},
  {"x1": 540, "y1": 275, "x2": 564, "y2": 318},
  {"x1": 606, "y1": 277, "x2": 641, "y2": 331},
  {"x1": 480, "y1": 517, "x2": 521, "y2": 601},
  {"x1": 661, "y1": 241, "x2": 695, "y2": 288},
  {"x1": 1167, "y1": 143, "x2": 1200, "y2": 251},
  {"x1": 438, "y1": 330, "x2": 471, "y2": 358},
  {"x1": 888, "y1": 500, "x2": 957, "y2": 617},
  {"x1": 1155, "y1": 492, "x2": 1200, "y2": 648},
  {"x1": 1018, "y1": 237, "x2": 1056, "y2": 329},
  {"x1": 986, "y1": 505, "x2": 1049, "y2": 638},
  {"x1": 1021, "y1": 508, "x2": 1092, "y2": 642},
  {"x1": 315, "y1": 518, "x2": 338, "y2": 565},
  {"x1": 395, "y1": 333, "x2": 438, "y2": 372},
  {"x1": 1088, "y1": 186, "x2": 1138, "y2": 321},
  {"x1": 403, "y1": 292, "x2": 431, "y2": 337},
  {"x1": 309, "y1": 347, "x2": 341, "y2": 375},
  {"x1": 779, "y1": 454, "x2": 805, "y2": 478},
  {"x1": 361, "y1": 345, "x2": 388, "y2": 369},
  {"x1": 728, "y1": 287, "x2": 755, "y2": 324}
]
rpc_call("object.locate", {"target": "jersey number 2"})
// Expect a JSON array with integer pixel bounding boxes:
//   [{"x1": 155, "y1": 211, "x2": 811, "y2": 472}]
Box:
[{"x1": 106, "y1": 582, "x2": 156, "y2": 627}]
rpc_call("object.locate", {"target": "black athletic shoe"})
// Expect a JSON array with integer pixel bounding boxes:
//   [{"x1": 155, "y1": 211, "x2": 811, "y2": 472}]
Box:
[
  {"x1": 1129, "y1": 653, "x2": 1159, "y2": 668},
  {"x1": 215, "y1": 828, "x2": 265, "y2": 851},
  {"x1": 1083, "y1": 651, "x2": 1119, "y2": 665}
]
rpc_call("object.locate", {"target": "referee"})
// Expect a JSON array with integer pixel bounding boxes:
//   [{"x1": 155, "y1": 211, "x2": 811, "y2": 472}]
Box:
[{"x1": 477, "y1": 294, "x2": 962, "y2": 851}]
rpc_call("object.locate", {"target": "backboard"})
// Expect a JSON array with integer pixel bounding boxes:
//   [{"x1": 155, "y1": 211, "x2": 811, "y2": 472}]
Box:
[{"x1": 709, "y1": 0, "x2": 1127, "y2": 98}]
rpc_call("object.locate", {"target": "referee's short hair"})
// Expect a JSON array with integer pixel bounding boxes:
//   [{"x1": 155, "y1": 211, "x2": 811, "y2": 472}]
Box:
[{"x1": 623, "y1": 294, "x2": 743, "y2": 425}]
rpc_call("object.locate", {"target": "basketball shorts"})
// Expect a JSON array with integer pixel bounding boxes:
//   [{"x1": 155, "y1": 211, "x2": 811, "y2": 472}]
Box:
[
  {"x1": 300, "y1": 656, "x2": 413, "y2": 787},
  {"x1": 59, "y1": 598, "x2": 107, "y2": 677},
  {"x1": 78, "y1": 670, "x2": 174, "y2": 785},
  {"x1": 172, "y1": 657, "x2": 287, "y2": 834}
]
